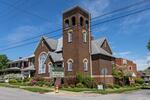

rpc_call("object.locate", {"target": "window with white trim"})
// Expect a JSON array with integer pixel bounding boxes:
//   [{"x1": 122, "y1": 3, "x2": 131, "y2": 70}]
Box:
[
  {"x1": 83, "y1": 59, "x2": 88, "y2": 71},
  {"x1": 48, "y1": 63, "x2": 53, "y2": 77},
  {"x1": 67, "y1": 59, "x2": 73, "y2": 71},
  {"x1": 48, "y1": 63, "x2": 53, "y2": 73},
  {"x1": 38, "y1": 53, "x2": 47, "y2": 74},
  {"x1": 68, "y1": 32, "x2": 72, "y2": 43},
  {"x1": 83, "y1": 31, "x2": 87, "y2": 43}
]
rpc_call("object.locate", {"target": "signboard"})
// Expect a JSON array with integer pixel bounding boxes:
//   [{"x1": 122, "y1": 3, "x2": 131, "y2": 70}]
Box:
[
  {"x1": 52, "y1": 72, "x2": 64, "y2": 78},
  {"x1": 101, "y1": 68, "x2": 108, "y2": 75},
  {"x1": 97, "y1": 85, "x2": 103, "y2": 90}
]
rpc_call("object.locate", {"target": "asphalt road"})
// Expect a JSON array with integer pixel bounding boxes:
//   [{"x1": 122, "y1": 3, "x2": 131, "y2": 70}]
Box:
[{"x1": 0, "y1": 87, "x2": 150, "y2": 100}]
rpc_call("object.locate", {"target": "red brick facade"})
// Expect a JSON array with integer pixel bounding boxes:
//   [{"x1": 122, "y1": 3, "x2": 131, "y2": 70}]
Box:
[{"x1": 115, "y1": 58, "x2": 137, "y2": 75}]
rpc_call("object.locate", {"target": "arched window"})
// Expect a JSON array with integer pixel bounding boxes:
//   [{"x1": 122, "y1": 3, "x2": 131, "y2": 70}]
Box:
[
  {"x1": 67, "y1": 59, "x2": 73, "y2": 71},
  {"x1": 71, "y1": 16, "x2": 76, "y2": 26},
  {"x1": 83, "y1": 31, "x2": 87, "y2": 43},
  {"x1": 83, "y1": 58, "x2": 88, "y2": 71},
  {"x1": 38, "y1": 53, "x2": 47, "y2": 74},
  {"x1": 80, "y1": 17, "x2": 84, "y2": 26},
  {"x1": 65, "y1": 19, "x2": 69, "y2": 28},
  {"x1": 68, "y1": 31, "x2": 72, "y2": 43}
]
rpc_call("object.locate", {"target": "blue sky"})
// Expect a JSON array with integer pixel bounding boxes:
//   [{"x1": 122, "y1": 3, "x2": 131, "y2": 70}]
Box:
[{"x1": 0, "y1": 0, "x2": 150, "y2": 70}]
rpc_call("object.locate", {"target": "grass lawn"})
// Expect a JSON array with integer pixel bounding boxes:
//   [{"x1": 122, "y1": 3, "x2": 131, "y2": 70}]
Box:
[
  {"x1": 0, "y1": 83, "x2": 149, "y2": 94},
  {"x1": 0, "y1": 83, "x2": 53, "y2": 93},
  {"x1": 21, "y1": 87, "x2": 53, "y2": 93},
  {"x1": 61, "y1": 87, "x2": 97, "y2": 92},
  {"x1": 61, "y1": 86, "x2": 142, "y2": 94}
]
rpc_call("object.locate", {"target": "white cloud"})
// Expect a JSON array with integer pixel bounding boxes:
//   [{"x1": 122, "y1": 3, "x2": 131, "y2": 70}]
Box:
[
  {"x1": 4, "y1": 22, "x2": 53, "y2": 45},
  {"x1": 6, "y1": 25, "x2": 40, "y2": 43},
  {"x1": 118, "y1": 7, "x2": 150, "y2": 35},
  {"x1": 81, "y1": 0, "x2": 110, "y2": 17},
  {"x1": 134, "y1": 55, "x2": 150, "y2": 70},
  {"x1": 113, "y1": 51, "x2": 131, "y2": 57}
]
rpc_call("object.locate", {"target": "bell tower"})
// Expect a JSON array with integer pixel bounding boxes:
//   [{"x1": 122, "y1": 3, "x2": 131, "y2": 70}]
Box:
[{"x1": 63, "y1": 6, "x2": 92, "y2": 80}]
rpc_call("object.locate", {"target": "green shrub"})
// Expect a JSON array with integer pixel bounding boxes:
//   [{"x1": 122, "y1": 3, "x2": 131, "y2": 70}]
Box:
[
  {"x1": 33, "y1": 77, "x2": 45, "y2": 82},
  {"x1": 76, "y1": 83, "x2": 85, "y2": 88},
  {"x1": 36, "y1": 81, "x2": 45, "y2": 87},
  {"x1": 23, "y1": 77, "x2": 32, "y2": 82},
  {"x1": 76, "y1": 73, "x2": 96, "y2": 88},
  {"x1": 114, "y1": 84, "x2": 120, "y2": 88},
  {"x1": 9, "y1": 79, "x2": 17, "y2": 83},
  {"x1": 135, "y1": 78, "x2": 144, "y2": 85},
  {"x1": 70, "y1": 84, "x2": 75, "y2": 88},
  {"x1": 106, "y1": 84, "x2": 114, "y2": 89}
]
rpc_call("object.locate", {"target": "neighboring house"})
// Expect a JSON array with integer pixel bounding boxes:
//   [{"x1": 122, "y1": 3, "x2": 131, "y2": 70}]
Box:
[
  {"x1": 0, "y1": 55, "x2": 35, "y2": 78},
  {"x1": 137, "y1": 71, "x2": 150, "y2": 84},
  {"x1": 115, "y1": 58, "x2": 137, "y2": 84},
  {"x1": 115, "y1": 58, "x2": 137, "y2": 76}
]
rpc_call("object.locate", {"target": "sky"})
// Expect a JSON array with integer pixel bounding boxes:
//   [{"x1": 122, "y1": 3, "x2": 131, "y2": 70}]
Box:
[{"x1": 0, "y1": 0, "x2": 150, "y2": 70}]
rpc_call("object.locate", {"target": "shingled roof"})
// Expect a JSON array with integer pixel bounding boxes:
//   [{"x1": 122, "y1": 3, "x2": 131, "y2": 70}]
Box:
[{"x1": 41, "y1": 36, "x2": 113, "y2": 62}]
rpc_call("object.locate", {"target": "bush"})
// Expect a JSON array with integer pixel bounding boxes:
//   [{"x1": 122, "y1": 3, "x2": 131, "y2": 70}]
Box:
[
  {"x1": 36, "y1": 81, "x2": 45, "y2": 87},
  {"x1": 70, "y1": 84, "x2": 75, "y2": 88},
  {"x1": 135, "y1": 78, "x2": 144, "y2": 85},
  {"x1": 76, "y1": 83, "x2": 85, "y2": 88},
  {"x1": 76, "y1": 73, "x2": 96, "y2": 88},
  {"x1": 106, "y1": 84, "x2": 114, "y2": 89},
  {"x1": 114, "y1": 84, "x2": 120, "y2": 88},
  {"x1": 9, "y1": 79, "x2": 17, "y2": 83}
]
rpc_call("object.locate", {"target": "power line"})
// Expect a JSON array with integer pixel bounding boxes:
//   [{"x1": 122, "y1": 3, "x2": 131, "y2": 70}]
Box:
[
  {"x1": 1, "y1": 1, "x2": 150, "y2": 51},
  {"x1": 0, "y1": 34, "x2": 61, "y2": 51},
  {"x1": 91, "y1": 6, "x2": 150, "y2": 28},
  {"x1": 0, "y1": 0, "x2": 148, "y2": 48},
  {"x1": 91, "y1": 0, "x2": 150, "y2": 21},
  {"x1": 0, "y1": 0, "x2": 51, "y2": 22},
  {"x1": 1, "y1": 6, "x2": 150, "y2": 51}
]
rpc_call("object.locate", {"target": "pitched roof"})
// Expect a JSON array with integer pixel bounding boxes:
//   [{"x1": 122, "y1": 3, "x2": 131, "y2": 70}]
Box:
[
  {"x1": 40, "y1": 36, "x2": 112, "y2": 58},
  {"x1": 91, "y1": 38, "x2": 113, "y2": 57},
  {"x1": 48, "y1": 52, "x2": 63, "y2": 62},
  {"x1": 43, "y1": 36, "x2": 58, "y2": 50}
]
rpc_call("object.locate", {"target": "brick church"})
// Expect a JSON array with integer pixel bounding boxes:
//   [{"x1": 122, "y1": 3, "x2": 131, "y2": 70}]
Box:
[
  {"x1": 34, "y1": 6, "x2": 115, "y2": 84},
  {"x1": 5, "y1": 6, "x2": 137, "y2": 85}
]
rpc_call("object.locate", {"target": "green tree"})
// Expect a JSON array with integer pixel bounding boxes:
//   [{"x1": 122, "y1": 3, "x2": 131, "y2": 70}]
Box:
[
  {"x1": 0, "y1": 54, "x2": 9, "y2": 70},
  {"x1": 147, "y1": 39, "x2": 150, "y2": 51},
  {"x1": 112, "y1": 65, "x2": 124, "y2": 85},
  {"x1": 144, "y1": 67, "x2": 150, "y2": 75}
]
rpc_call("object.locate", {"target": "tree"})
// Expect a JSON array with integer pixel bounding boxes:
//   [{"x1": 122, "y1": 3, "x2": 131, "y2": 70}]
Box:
[
  {"x1": 112, "y1": 65, "x2": 124, "y2": 85},
  {"x1": 0, "y1": 54, "x2": 9, "y2": 70},
  {"x1": 147, "y1": 39, "x2": 150, "y2": 51},
  {"x1": 144, "y1": 67, "x2": 150, "y2": 75}
]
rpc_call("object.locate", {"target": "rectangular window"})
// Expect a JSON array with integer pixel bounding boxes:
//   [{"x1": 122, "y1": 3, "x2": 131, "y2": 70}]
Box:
[
  {"x1": 68, "y1": 32, "x2": 72, "y2": 43},
  {"x1": 68, "y1": 63, "x2": 72, "y2": 71},
  {"x1": 84, "y1": 62, "x2": 88, "y2": 71},
  {"x1": 83, "y1": 32, "x2": 87, "y2": 43}
]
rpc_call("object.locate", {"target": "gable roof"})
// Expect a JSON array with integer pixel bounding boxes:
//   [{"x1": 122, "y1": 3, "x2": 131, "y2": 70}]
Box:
[
  {"x1": 43, "y1": 36, "x2": 58, "y2": 50},
  {"x1": 91, "y1": 38, "x2": 112, "y2": 57},
  {"x1": 48, "y1": 52, "x2": 63, "y2": 62},
  {"x1": 36, "y1": 36, "x2": 113, "y2": 60}
]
